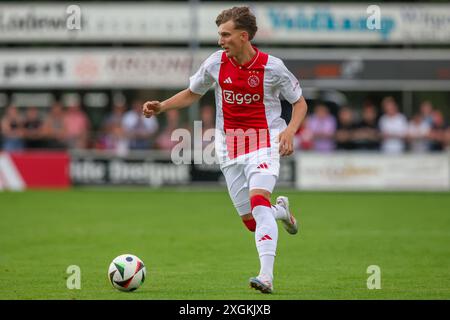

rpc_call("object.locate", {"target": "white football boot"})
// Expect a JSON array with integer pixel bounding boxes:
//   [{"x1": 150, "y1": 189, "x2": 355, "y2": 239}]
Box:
[
  {"x1": 276, "y1": 196, "x2": 299, "y2": 235},
  {"x1": 249, "y1": 274, "x2": 273, "y2": 294}
]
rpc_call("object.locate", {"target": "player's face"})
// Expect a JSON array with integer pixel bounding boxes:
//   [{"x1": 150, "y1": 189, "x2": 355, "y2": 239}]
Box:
[{"x1": 218, "y1": 20, "x2": 247, "y2": 58}]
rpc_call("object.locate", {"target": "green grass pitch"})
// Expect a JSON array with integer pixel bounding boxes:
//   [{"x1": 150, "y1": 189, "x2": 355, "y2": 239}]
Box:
[{"x1": 1, "y1": 188, "x2": 449, "y2": 300}]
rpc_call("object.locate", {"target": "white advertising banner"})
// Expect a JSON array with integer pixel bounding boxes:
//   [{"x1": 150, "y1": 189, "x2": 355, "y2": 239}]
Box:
[
  {"x1": 0, "y1": 3, "x2": 190, "y2": 42},
  {"x1": 250, "y1": 4, "x2": 450, "y2": 44},
  {"x1": 296, "y1": 153, "x2": 450, "y2": 191},
  {"x1": 0, "y1": 49, "x2": 209, "y2": 88},
  {"x1": 0, "y1": 3, "x2": 449, "y2": 44},
  {"x1": 2, "y1": 48, "x2": 450, "y2": 89}
]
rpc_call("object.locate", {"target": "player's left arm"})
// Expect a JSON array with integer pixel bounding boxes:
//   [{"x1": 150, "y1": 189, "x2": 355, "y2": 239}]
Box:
[
  {"x1": 279, "y1": 96, "x2": 308, "y2": 156},
  {"x1": 273, "y1": 58, "x2": 307, "y2": 156}
]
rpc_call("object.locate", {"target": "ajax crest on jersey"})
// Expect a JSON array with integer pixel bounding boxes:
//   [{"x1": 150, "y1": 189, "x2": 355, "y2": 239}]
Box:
[
  {"x1": 248, "y1": 75, "x2": 260, "y2": 87},
  {"x1": 108, "y1": 254, "x2": 146, "y2": 292}
]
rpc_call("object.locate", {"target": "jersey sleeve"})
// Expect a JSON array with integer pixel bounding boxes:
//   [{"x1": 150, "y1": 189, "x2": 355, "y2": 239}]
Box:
[
  {"x1": 272, "y1": 58, "x2": 302, "y2": 104},
  {"x1": 189, "y1": 52, "x2": 219, "y2": 96}
]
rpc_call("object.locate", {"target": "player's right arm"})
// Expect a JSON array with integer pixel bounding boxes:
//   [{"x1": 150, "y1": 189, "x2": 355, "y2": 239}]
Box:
[
  {"x1": 142, "y1": 50, "x2": 221, "y2": 119},
  {"x1": 142, "y1": 89, "x2": 201, "y2": 118}
]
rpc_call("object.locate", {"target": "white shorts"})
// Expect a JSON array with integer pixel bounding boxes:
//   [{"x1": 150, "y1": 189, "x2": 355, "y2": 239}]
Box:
[{"x1": 221, "y1": 159, "x2": 280, "y2": 216}]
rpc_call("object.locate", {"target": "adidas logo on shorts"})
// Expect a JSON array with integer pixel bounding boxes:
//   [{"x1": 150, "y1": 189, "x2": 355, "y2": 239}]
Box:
[{"x1": 257, "y1": 163, "x2": 269, "y2": 169}]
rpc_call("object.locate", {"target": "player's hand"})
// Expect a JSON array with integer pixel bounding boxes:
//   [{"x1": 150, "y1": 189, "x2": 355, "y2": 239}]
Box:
[
  {"x1": 142, "y1": 101, "x2": 162, "y2": 118},
  {"x1": 278, "y1": 128, "x2": 295, "y2": 157}
]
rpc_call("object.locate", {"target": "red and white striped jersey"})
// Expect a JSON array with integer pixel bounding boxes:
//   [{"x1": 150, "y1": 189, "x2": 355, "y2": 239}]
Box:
[{"x1": 189, "y1": 47, "x2": 302, "y2": 167}]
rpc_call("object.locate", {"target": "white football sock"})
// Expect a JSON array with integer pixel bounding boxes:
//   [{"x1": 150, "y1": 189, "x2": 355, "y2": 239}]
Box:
[
  {"x1": 271, "y1": 204, "x2": 286, "y2": 220},
  {"x1": 252, "y1": 204, "x2": 278, "y2": 280},
  {"x1": 259, "y1": 255, "x2": 275, "y2": 280}
]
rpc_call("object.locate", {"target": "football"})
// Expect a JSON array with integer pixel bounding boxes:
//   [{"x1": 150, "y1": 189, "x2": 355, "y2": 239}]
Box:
[{"x1": 108, "y1": 254, "x2": 146, "y2": 292}]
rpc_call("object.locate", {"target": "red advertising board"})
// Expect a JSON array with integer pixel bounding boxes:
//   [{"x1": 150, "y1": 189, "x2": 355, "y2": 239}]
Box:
[{"x1": 0, "y1": 152, "x2": 70, "y2": 190}]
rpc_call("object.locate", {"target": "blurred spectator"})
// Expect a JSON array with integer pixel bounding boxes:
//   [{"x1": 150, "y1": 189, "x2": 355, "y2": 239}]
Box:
[
  {"x1": 96, "y1": 102, "x2": 128, "y2": 155},
  {"x1": 155, "y1": 109, "x2": 181, "y2": 151},
  {"x1": 379, "y1": 97, "x2": 408, "y2": 154},
  {"x1": 1, "y1": 105, "x2": 25, "y2": 151},
  {"x1": 42, "y1": 102, "x2": 67, "y2": 149},
  {"x1": 102, "y1": 102, "x2": 126, "y2": 132},
  {"x1": 294, "y1": 120, "x2": 313, "y2": 151},
  {"x1": 23, "y1": 106, "x2": 45, "y2": 149},
  {"x1": 335, "y1": 107, "x2": 356, "y2": 150},
  {"x1": 63, "y1": 101, "x2": 91, "y2": 149},
  {"x1": 201, "y1": 104, "x2": 215, "y2": 131},
  {"x1": 200, "y1": 105, "x2": 215, "y2": 149},
  {"x1": 122, "y1": 100, "x2": 159, "y2": 150},
  {"x1": 306, "y1": 104, "x2": 336, "y2": 152},
  {"x1": 446, "y1": 124, "x2": 450, "y2": 151},
  {"x1": 429, "y1": 110, "x2": 449, "y2": 152},
  {"x1": 407, "y1": 113, "x2": 430, "y2": 153},
  {"x1": 353, "y1": 104, "x2": 380, "y2": 151},
  {"x1": 419, "y1": 100, "x2": 434, "y2": 127}
]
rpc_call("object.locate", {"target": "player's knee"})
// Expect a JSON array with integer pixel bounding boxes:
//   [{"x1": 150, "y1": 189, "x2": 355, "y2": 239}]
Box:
[
  {"x1": 250, "y1": 194, "x2": 271, "y2": 211},
  {"x1": 241, "y1": 214, "x2": 256, "y2": 232}
]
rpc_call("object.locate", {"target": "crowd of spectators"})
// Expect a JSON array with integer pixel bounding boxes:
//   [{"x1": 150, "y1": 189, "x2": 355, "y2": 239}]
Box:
[
  {"x1": 295, "y1": 97, "x2": 450, "y2": 153},
  {"x1": 0, "y1": 99, "x2": 190, "y2": 156},
  {"x1": 1, "y1": 101, "x2": 91, "y2": 152},
  {"x1": 1, "y1": 96, "x2": 449, "y2": 154}
]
